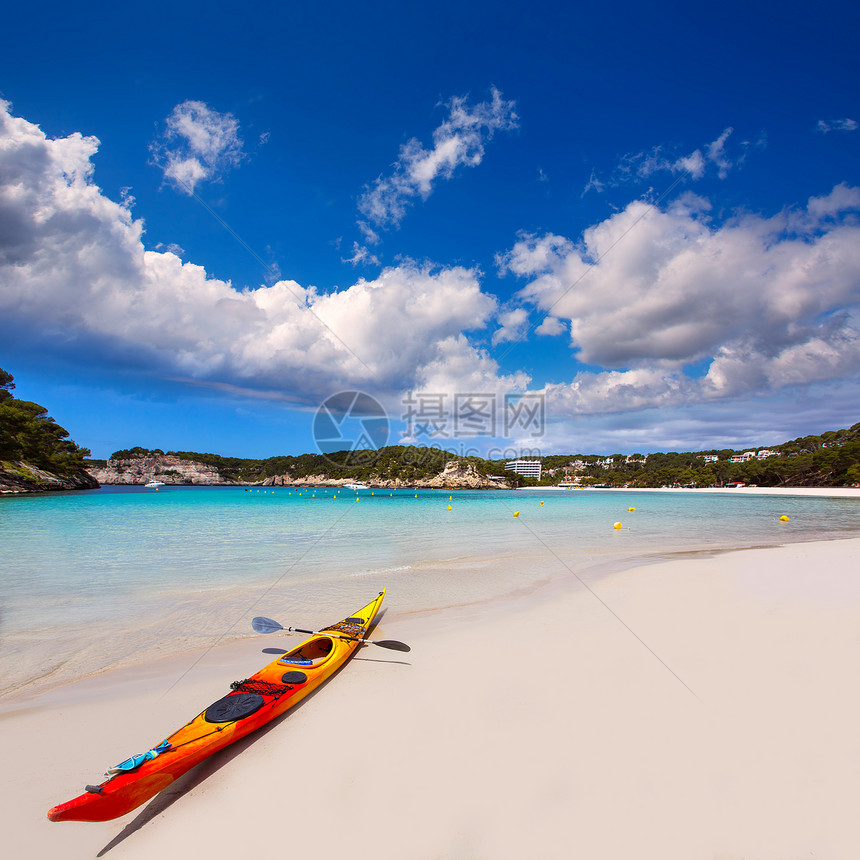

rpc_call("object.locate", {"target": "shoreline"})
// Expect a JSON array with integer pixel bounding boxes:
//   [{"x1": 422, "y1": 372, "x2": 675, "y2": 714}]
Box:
[
  {"x1": 5, "y1": 520, "x2": 858, "y2": 710},
  {"x1": 5, "y1": 528, "x2": 856, "y2": 711},
  {"x1": 4, "y1": 509, "x2": 860, "y2": 708},
  {"x1": 5, "y1": 535, "x2": 860, "y2": 857},
  {"x1": 530, "y1": 484, "x2": 860, "y2": 497},
  {"x1": 8, "y1": 482, "x2": 858, "y2": 497}
]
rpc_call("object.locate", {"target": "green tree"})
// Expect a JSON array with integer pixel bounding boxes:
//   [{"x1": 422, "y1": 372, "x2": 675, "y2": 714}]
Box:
[{"x1": 0, "y1": 368, "x2": 90, "y2": 474}]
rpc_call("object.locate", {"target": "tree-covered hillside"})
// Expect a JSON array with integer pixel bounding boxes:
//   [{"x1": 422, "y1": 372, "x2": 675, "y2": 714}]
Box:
[
  {"x1": 0, "y1": 368, "x2": 96, "y2": 492},
  {"x1": 99, "y1": 445, "x2": 507, "y2": 484},
  {"x1": 531, "y1": 425, "x2": 860, "y2": 488},
  {"x1": 0, "y1": 369, "x2": 92, "y2": 475},
  {"x1": 93, "y1": 422, "x2": 860, "y2": 488}
]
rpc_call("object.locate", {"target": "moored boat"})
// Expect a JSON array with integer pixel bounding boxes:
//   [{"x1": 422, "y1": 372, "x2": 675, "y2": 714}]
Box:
[{"x1": 47, "y1": 590, "x2": 387, "y2": 822}]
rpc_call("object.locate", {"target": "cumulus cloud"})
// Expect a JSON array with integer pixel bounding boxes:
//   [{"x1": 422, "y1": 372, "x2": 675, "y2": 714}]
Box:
[
  {"x1": 150, "y1": 100, "x2": 245, "y2": 194},
  {"x1": 357, "y1": 88, "x2": 518, "y2": 241},
  {"x1": 816, "y1": 118, "x2": 858, "y2": 133},
  {"x1": 531, "y1": 377, "x2": 860, "y2": 454},
  {"x1": 0, "y1": 100, "x2": 519, "y2": 408},
  {"x1": 4, "y1": 99, "x2": 860, "y2": 451},
  {"x1": 492, "y1": 307, "x2": 529, "y2": 345},
  {"x1": 500, "y1": 183, "x2": 860, "y2": 416},
  {"x1": 535, "y1": 316, "x2": 566, "y2": 336}
]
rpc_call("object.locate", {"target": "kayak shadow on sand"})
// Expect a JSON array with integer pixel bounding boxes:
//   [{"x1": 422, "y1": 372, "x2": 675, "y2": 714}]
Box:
[
  {"x1": 96, "y1": 610, "x2": 408, "y2": 856},
  {"x1": 95, "y1": 692, "x2": 314, "y2": 855}
]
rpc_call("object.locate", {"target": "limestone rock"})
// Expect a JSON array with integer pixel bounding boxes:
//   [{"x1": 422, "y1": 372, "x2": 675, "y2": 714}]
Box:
[
  {"x1": 0, "y1": 462, "x2": 100, "y2": 494},
  {"x1": 259, "y1": 460, "x2": 509, "y2": 490},
  {"x1": 87, "y1": 454, "x2": 232, "y2": 485}
]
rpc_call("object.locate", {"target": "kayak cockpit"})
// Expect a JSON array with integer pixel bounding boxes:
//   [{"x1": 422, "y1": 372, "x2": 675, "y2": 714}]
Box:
[{"x1": 277, "y1": 636, "x2": 335, "y2": 667}]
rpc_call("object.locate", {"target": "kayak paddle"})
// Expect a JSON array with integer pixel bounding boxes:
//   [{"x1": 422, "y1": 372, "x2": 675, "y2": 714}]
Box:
[{"x1": 252, "y1": 616, "x2": 411, "y2": 652}]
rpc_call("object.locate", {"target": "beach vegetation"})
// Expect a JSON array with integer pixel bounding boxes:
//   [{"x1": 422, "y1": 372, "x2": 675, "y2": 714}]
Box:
[{"x1": 0, "y1": 368, "x2": 91, "y2": 477}]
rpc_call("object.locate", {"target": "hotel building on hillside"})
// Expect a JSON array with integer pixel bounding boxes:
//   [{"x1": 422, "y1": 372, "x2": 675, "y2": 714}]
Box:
[{"x1": 505, "y1": 459, "x2": 542, "y2": 479}]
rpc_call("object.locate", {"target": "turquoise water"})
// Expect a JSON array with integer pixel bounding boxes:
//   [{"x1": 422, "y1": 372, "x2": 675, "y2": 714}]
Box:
[{"x1": 1, "y1": 485, "x2": 859, "y2": 700}]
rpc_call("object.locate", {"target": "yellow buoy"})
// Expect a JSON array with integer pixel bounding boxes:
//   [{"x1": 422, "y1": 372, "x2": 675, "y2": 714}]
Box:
[
  {"x1": 448, "y1": 504, "x2": 452, "y2": 511},
  {"x1": 628, "y1": 506, "x2": 636, "y2": 512},
  {"x1": 780, "y1": 515, "x2": 790, "y2": 522},
  {"x1": 513, "y1": 511, "x2": 520, "y2": 518},
  {"x1": 613, "y1": 522, "x2": 622, "y2": 530},
  {"x1": 540, "y1": 501, "x2": 544, "y2": 507}
]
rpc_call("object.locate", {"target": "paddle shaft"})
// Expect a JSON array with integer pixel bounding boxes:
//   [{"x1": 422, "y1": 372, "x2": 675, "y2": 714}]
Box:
[
  {"x1": 289, "y1": 626, "x2": 377, "y2": 645},
  {"x1": 251, "y1": 616, "x2": 410, "y2": 651},
  {"x1": 288, "y1": 626, "x2": 410, "y2": 652},
  {"x1": 290, "y1": 626, "x2": 358, "y2": 641}
]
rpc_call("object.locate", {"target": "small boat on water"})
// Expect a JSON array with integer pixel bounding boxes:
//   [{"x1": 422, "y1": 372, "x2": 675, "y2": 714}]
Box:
[
  {"x1": 144, "y1": 480, "x2": 165, "y2": 488},
  {"x1": 344, "y1": 482, "x2": 370, "y2": 490},
  {"x1": 47, "y1": 590, "x2": 390, "y2": 822}
]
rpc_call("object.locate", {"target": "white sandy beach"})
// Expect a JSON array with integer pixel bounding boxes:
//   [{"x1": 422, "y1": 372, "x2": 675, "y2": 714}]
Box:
[
  {"x1": 551, "y1": 485, "x2": 860, "y2": 498},
  {"x1": 4, "y1": 536, "x2": 860, "y2": 859}
]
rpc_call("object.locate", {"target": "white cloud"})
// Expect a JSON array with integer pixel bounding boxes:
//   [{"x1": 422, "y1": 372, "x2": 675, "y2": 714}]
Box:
[
  {"x1": 535, "y1": 316, "x2": 566, "y2": 336},
  {"x1": 502, "y1": 183, "x2": 860, "y2": 416},
  {"x1": 492, "y1": 307, "x2": 529, "y2": 345},
  {"x1": 705, "y1": 127, "x2": 734, "y2": 178},
  {"x1": 343, "y1": 241, "x2": 380, "y2": 267},
  {"x1": 357, "y1": 88, "x2": 518, "y2": 240},
  {"x1": 816, "y1": 118, "x2": 858, "y2": 134},
  {"x1": 4, "y1": 100, "x2": 860, "y2": 453},
  {"x1": 581, "y1": 168, "x2": 604, "y2": 196},
  {"x1": 150, "y1": 100, "x2": 245, "y2": 194},
  {"x1": 531, "y1": 377, "x2": 860, "y2": 454},
  {"x1": 0, "y1": 100, "x2": 514, "y2": 408},
  {"x1": 584, "y1": 128, "x2": 742, "y2": 194}
]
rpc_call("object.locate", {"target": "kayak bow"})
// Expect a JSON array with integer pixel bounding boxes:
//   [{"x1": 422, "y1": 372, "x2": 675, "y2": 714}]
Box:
[{"x1": 47, "y1": 590, "x2": 386, "y2": 822}]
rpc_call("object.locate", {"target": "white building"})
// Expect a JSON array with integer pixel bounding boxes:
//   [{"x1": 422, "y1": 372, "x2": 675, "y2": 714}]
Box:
[
  {"x1": 730, "y1": 452, "x2": 756, "y2": 463},
  {"x1": 701, "y1": 454, "x2": 719, "y2": 463},
  {"x1": 505, "y1": 459, "x2": 542, "y2": 479},
  {"x1": 756, "y1": 449, "x2": 778, "y2": 460}
]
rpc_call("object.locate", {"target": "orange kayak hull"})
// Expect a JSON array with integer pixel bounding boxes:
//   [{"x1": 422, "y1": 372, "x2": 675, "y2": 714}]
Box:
[{"x1": 47, "y1": 590, "x2": 386, "y2": 822}]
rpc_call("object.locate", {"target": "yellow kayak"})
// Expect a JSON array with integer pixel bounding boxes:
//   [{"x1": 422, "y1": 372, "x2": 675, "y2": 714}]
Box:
[{"x1": 48, "y1": 590, "x2": 389, "y2": 822}]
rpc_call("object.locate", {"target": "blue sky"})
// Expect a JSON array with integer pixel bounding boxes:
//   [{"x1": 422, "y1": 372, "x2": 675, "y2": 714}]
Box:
[{"x1": 1, "y1": 0, "x2": 859, "y2": 459}]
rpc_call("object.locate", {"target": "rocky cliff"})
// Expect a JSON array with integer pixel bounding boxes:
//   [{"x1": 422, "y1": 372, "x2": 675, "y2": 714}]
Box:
[
  {"x1": 261, "y1": 473, "x2": 350, "y2": 487},
  {"x1": 0, "y1": 461, "x2": 100, "y2": 494},
  {"x1": 413, "y1": 460, "x2": 509, "y2": 489},
  {"x1": 261, "y1": 460, "x2": 509, "y2": 490},
  {"x1": 87, "y1": 454, "x2": 233, "y2": 485}
]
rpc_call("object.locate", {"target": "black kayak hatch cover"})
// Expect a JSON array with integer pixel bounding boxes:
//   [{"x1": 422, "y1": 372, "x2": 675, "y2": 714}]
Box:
[
  {"x1": 281, "y1": 670, "x2": 308, "y2": 684},
  {"x1": 204, "y1": 692, "x2": 266, "y2": 723}
]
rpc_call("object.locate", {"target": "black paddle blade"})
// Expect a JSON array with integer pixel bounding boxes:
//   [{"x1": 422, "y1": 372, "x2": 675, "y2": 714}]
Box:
[
  {"x1": 252, "y1": 616, "x2": 284, "y2": 634},
  {"x1": 373, "y1": 639, "x2": 411, "y2": 652}
]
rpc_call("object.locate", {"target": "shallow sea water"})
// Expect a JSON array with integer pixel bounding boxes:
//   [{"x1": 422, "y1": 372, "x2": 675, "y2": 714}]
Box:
[{"x1": 1, "y1": 485, "x2": 858, "y2": 700}]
